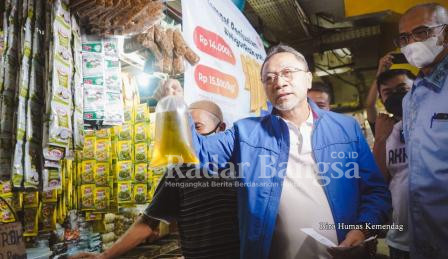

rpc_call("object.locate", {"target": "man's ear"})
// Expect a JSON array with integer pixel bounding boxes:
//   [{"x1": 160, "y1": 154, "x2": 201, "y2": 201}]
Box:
[
  {"x1": 306, "y1": 72, "x2": 313, "y2": 89},
  {"x1": 218, "y1": 122, "x2": 226, "y2": 132},
  {"x1": 444, "y1": 25, "x2": 448, "y2": 45}
]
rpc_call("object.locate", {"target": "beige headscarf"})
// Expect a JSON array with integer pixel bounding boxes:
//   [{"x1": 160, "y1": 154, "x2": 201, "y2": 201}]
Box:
[{"x1": 189, "y1": 100, "x2": 223, "y2": 122}]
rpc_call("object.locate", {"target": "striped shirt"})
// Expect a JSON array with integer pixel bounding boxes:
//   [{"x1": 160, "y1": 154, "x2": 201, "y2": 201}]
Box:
[{"x1": 143, "y1": 167, "x2": 240, "y2": 259}]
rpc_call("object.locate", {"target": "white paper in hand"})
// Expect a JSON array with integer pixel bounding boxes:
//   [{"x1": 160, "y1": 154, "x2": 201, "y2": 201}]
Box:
[{"x1": 301, "y1": 228, "x2": 337, "y2": 247}]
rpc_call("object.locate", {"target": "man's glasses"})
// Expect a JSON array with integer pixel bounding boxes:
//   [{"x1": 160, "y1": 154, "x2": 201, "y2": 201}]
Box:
[
  {"x1": 393, "y1": 24, "x2": 446, "y2": 48},
  {"x1": 262, "y1": 67, "x2": 307, "y2": 86}
]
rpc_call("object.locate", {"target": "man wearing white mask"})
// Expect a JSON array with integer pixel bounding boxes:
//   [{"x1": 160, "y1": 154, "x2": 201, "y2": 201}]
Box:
[{"x1": 396, "y1": 3, "x2": 448, "y2": 259}]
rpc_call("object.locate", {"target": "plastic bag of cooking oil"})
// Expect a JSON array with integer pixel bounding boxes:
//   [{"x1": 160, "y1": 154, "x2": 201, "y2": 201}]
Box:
[{"x1": 150, "y1": 96, "x2": 199, "y2": 168}]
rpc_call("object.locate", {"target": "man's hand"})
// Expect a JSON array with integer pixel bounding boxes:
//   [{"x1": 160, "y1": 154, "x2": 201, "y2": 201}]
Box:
[
  {"x1": 327, "y1": 230, "x2": 370, "y2": 259},
  {"x1": 339, "y1": 229, "x2": 365, "y2": 247},
  {"x1": 377, "y1": 52, "x2": 394, "y2": 76},
  {"x1": 162, "y1": 79, "x2": 183, "y2": 97},
  {"x1": 153, "y1": 79, "x2": 183, "y2": 100},
  {"x1": 375, "y1": 113, "x2": 396, "y2": 141}
]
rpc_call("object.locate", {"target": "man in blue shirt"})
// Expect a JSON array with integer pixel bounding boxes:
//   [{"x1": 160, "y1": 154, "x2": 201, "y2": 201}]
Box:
[
  {"x1": 397, "y1": 3, "x2": 448, "y2": 259},
  {"x1": 183, "y1": 44, "x2": 391, "y2": 259}
]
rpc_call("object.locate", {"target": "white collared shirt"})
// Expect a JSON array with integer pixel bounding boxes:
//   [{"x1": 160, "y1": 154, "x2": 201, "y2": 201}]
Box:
[{"x1": 269, "y1": 109, "x2": 338, "y2": 259}]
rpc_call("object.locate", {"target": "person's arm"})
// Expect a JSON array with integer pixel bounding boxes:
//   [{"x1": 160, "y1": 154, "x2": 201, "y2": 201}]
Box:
[
  {"x1": 372, "y1": 137, "x2": 389, "y2": 182},
  {"x1": 69, "y1": 216, "x2": 158, "y2": 259},
  {"x1": 372, "y1": 114, "x2": 396, "y2": 182},
  {"x1": 365, "y1": 53, "x2": 394, "y2": 127},
  {"x1": 101, "y1": 216, "x2": 158, "y2": 258},
  {"x1": 160, "y1": 79, "x2": 236, "y2": 169},
  {"x1": 365, "y1": 79, "x2": 379, "y2": 125},
  {"x1": 354, "y1": 120, "x2": 392, "y2": 227}
]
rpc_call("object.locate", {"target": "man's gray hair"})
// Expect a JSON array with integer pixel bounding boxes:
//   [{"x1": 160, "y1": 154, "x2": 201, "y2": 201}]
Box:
[
  {"x1": 403, "y1": 3, "x2": 448, "y2": 24},
  {"x1": 261, "y1": 44, "x2": 309, "y2": 75}
]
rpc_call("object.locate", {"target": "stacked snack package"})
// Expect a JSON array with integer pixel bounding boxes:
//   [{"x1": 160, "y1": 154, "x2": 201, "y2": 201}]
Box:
[
  {"x1": 72, "y1": 14, "x2": 84, "y2": 150},
  {"x1": 1, "y1": 0, "x2": 20, "y2": 185},
  {"x1": 42, "y1": 0, "x2": 73, "y2": 192},
  {"x1": 24, "y1": 0, "x2": 45, "y2": 190},
  {"x1": 11, "y1": 0, "x2": 36, "y2": 189},
  {"x1": 82, "y1": 36, "x2": 124, "y2": 125},
  {"x1": 0, "y1": 0, "x2": 171, "y2": 253},
  {"x1": 82, "y1": 37, "x2": 105, "y2": 122},
  {"x1": 74, "y1": 72, "x2": 154, "y2": 231}
]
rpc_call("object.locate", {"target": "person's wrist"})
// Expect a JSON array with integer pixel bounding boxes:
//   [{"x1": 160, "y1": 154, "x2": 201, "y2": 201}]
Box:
[
  {"x1": 99, "y1": 251, "x2": 110, "y2": 259},
  {"x1": 373, "y1": 136, "x2": 388, "y2": 143}
]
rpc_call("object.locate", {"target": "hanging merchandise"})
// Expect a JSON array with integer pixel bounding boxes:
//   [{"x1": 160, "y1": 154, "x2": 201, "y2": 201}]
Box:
[
  {"x1": 135, "y1": 24, "x2": 200, "y2": 75},
  {"x1": 150, "y1": 96, "x2": 199, "y2": 168},
  {"x1": 82, "y1": 37, "x2": 124, "y2": 125},
  {"x1": 72, "y1": 14, "x2": 84, "y2": 150},
  {"x1": 69, "y1": 0, "x2": 164, "y2": 36},
  {"x1": 0, "y1": 0, "x2": 20, "y2": 184},
  {"x1": 0, "y1": 0, "x2": 177, "y2": 256}
]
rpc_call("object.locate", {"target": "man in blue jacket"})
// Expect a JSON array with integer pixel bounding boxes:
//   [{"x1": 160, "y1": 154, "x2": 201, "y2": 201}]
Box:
[{"x1": 168, "y1": 44, "x2": 391, "y2": 259}]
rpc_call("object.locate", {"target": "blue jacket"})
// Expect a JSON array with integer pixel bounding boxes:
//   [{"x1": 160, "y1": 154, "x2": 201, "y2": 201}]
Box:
[{"x1": 191, "y1": 100, "x2": 391, "y2": 259}]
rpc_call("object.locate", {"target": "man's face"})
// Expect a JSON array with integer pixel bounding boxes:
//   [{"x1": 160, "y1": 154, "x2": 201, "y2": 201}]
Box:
[
  {"x1": 307, "y1": 90, "x2": 330, "y2": 110},
  {"x1": 190, "y1": 109, "x2": 222, "y2": 135},
  {"x1": 379, "y1": 75, "x2": 413, "y2": 103},
  {"x1": 399, "y1": 8, "x2": 446, "y2": 46},
  {"x1": 261, "y1": 52, "x2": 312, "y2": 111}
]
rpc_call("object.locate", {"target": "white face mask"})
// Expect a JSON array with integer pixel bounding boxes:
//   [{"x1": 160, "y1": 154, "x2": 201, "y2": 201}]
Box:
[{"x1": 401, "y1": 36, "x2": 445, "y2": 68}]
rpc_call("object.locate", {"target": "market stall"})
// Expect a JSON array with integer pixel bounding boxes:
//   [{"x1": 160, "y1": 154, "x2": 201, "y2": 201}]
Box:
[{"x1": 0, "y1": 0, "x2": 265, "y2": 258}]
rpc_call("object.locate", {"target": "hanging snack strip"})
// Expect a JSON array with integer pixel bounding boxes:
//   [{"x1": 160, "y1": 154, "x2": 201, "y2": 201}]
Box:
[
  {"x1": 82, "y1": 36, "x2": 124, "y2": 125},
  {"x1": 72, "y1": 14, "x2": 84, "y2": 150},
  {"x1": 69, "y1": 0, "x2": 164, "y2": 36},
  {"x1": 11, "y1": 0, "x2": 36, "y2": 188},
  {"x1": 0, "y1": 0, "x2": 20, "y2": 182},
  {"x1": 135, "y1": 24, "x2": 200, "y2": 76},
  {"x1": 42, "y1": 0, "x2": 74, "y2": 192}
]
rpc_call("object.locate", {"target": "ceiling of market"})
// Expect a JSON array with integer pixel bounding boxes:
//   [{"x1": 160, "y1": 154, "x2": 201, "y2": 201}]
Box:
[{"x1": 165, "y1": 0, "x2": 445, "y2": 112}]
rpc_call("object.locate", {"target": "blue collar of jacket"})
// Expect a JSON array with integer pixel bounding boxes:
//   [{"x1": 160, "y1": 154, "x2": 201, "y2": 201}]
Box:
[{"x1": 414, "y1": 53, "x2": 448, "y2": 92}]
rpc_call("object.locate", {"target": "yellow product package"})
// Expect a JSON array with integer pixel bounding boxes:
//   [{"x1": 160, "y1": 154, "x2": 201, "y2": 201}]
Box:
[
  {"x1": 23, "y1": 207, "x2": 39, "y2": 236},
  {"x1": 81, "y1": 184, "x2": 95, "y2": 210},
  {"x1": 134, "y1": 143, "x2": 148, "y2": 163},
  {"x1": 85, "y1": 129, "x2": 95, "y2": 137},
  {"x1": 133, "y1": 184, "x2": 147, "y2": 204},
  {"x1": 83, "y1": 136, "x2": 96, "y2": 160},
  {"x1": 95, "y1": 139, "x2": 110, "y2": 162},
  {"x1": 95, "y1": 162, "x2": 109, "y2": 187},
  {"x1": 0, "y1": 194, "x2": 15, "y2": 223},
  {"x1": 96, "y1": 128, "x2": 111, "y2": 139},
  {"x1": 86, "y1": 212, "x2": 103, "y2": 221},
  {"x1": 117, "y1": 181, "x2": 132, "y2": 204},
  {"x1": 147, "y1": 143, "x2": 153, "y2": 162},
  {"x1": 135, "y1": 104, "x2": 149, "y2": 123},
  {"x1": 117, "y1": 123, "x2": 132, "y2": 141},
  {"x1": 134, "y1": 163, "x2": 148, "y2": 183},
  {"x1": 42, "y1": 189, "x2": 58, "y2": 203},
  {"x1": 81, "y1": 160, "x2": 96, "y2": 184},
  {"x1": 23, "y1": 192, "x2": 39, "y2": 208},
  {"x1": 123, "y1": 106, "x2": 134, "y2": 123},
  {"x1": 134, "y1": 123, "x2": 148, "y2": 142},
  {"x1": 40, "y1": 203, "x2": 57, "y2": 231},
  {"x1": 146, "y1": 122, "x2": 152, "y2": 141},
  {"x1": 0, "y1": 181, "x2": 12, "y2": 196},
  {"x1": 117, "y1": 140, "x2": 132, "y2": 161},
  {"x1": 111, "y1": 136, "x2": 117, "y2": 160},
  {"x1": 94, "y1": 187, "x2": 110, "y2": 211},
  {"x1": 116, "y1": 161, "x2": 133, "y2": 181}
]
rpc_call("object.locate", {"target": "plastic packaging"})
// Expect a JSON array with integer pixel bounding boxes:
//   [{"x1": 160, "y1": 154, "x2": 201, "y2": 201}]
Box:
[{"x1": 150, "y1": 96, "x2": 199, "y2": 168}]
